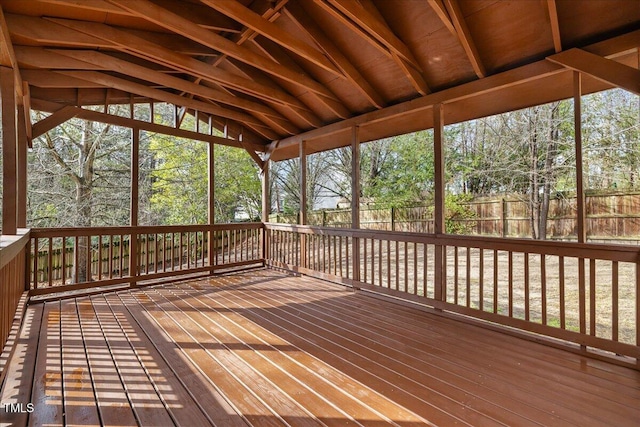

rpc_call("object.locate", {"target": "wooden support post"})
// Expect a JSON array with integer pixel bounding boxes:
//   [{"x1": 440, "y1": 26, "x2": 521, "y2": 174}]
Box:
[
  {"x1": 351, "y1": 126, "x2": 360, "y2": 284},
  {"x1": 299, "y1": 140, "x2": 307, "y2": 269},
  {"x1": 433, "y1": 104, "x2": 445, "y2": 302},
  {"x1": 209, "y1": 141, "x2": 216, "y2": 270},
  {"x1": 1, "y1": 66, "x2": 17, "y2": 234},
  {"x1": 574, "y1": 71, "x2": 587, "y2": 347},
  {"x1": 574, "y1": 72, "x2": 586, "y2": 243},
  {"x1": 16, "y1": 103, "x2": 27, "y2": 228},
  {"x1": 261, "y1": 160, "x2": 269, "y2": 263},
  {"x1": 129, "y1": 127, "x2": 139, "y2": 286}
]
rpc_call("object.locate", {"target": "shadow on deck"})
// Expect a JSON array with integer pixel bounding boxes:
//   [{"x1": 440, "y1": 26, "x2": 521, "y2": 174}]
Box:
[{"x1": 2, "y1": 268, "x2": 639, "y2": 426}]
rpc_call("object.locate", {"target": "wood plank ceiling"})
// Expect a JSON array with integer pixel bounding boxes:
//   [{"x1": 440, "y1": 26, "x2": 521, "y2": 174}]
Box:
[{"x1": 1, "y1": 0, "x2": 639, "y2": 161}]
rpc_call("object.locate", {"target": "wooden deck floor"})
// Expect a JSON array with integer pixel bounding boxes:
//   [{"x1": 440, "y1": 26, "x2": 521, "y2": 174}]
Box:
[{"x1": 2, "y1": 269, "x2": 640, "y2": 426}]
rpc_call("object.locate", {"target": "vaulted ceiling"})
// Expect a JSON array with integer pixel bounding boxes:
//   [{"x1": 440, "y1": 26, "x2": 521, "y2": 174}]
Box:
[{"x1": 1, "y1": 0, "x2": 639, "y2": 161}]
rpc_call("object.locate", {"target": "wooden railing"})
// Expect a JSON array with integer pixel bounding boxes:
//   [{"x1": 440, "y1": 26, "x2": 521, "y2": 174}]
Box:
[
  {"x1": 0, "y1": 230, "x2": 29, "y2": 353},
  {"x1": 29, "y1": 223, "x2": 264, "y2": 296},
  {"x1": 265, "y1": 223, "x2": 640, "y2": 368}
]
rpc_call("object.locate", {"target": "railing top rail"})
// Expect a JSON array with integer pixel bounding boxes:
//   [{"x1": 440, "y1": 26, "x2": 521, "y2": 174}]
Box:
[
  {"x1": 0, "y1": 229, "x2": 30, "y2": 270},
  {"x1": 265, "y1": 223, "x2": 640, "y2": 263},
  {"x1": 31, "y1": 223, "x2": 264, "y2": 238}
]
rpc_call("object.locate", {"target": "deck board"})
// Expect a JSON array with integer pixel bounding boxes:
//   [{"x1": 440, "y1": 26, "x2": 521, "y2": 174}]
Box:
[{"x1": 2, "y1": 268, "x2": 640, "y2": 426}]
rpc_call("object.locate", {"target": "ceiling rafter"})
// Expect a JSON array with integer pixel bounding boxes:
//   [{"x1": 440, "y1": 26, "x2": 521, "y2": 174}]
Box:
[
  {"x1": 39, "y1": 17, "x2": 315, "y2": 116},
  {"x1": 32, "y1": 98, "x2": 266, "y2": 150},
  {"x1": 56, "y1": 70, "x2": 279, "y2": 140},
  {"x1": 201, "y1": 0, "x2": 343, "y2": 79},
  {"x1": 547, "y1": 49, "x2": 640, "y2": 95},
  {"x1": 251, "y1": 37, "x2": 352, "y2": 119},
  {"x1": 50, "y1": 49, "x2": 299, "y2": 134},
  {"x1": 0, "y1": 7, "x2": 22, "y2": 95},
  {"x1": 439, "y1": 0, "x2": 486, "y2": 78},
  {"x1": 106, "y1": 0, "x2": 340, "y2": 102},
  {"x1": 38, "y1": 0, "x2": 243, "y2": 33},
  {"x1": 546, "y1": 0, "x2": 562, "y2": 53},
  {"x1": 284, "y1": 0, "x2": 385, "y2": 109},
  {"x1": 317, "y1": 0, "x2": 430, "y2": 95}
]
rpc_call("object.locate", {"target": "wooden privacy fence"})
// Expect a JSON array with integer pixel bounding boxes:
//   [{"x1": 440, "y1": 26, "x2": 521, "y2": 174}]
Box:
[
  {"x1": 265, "y1": 223, "x2": 640, "y2": 369},
  {"x1": 270, "y1": 192, "x2": 640, "y2": 242},
  {"x1": 29, "y1": 223, "x2": 264, "y2": 296}
]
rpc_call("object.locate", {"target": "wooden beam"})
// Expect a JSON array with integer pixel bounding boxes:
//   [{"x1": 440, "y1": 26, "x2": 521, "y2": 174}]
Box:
[
  {"x1": 31, "y1": 99, "x2": 267, "y2": 152},
  {"x1": 285, "y1": 1, "x2": 385, "y2": 109},
  {"x1": 323, "y1": 0, "x2": 430, "y2": 95},
  {"x1": 548, "y1": 48, "x2": 640, "y2": 96},
  {"x1": 202, "y1": 0, "x2": 342, "y2": 78},
  {"x1": 56, "y1": 70, "x2": 275, "y2": 135},
  {"x1": 547, "y1": 0, "x2": 562, "y2": 53},
  {"x1": 426, "y1": 0, "x2": 456, "y2": 35},
  {"x1": 51, "y1": 49, "x2": 299, "y2": 134},
  {"x1": 20, "y1": 69, "x2": 105, "y2": 89},
  {"x1": 32, "y1": 105, "x2": 78, "y2": 138},
  {"x1": 251, "y1": 37, "x2": 351, "y2": 119},
  {"x1": 274, "y1": 59, "x2": 566, "y2": 154},
  {"x1": 1, "y1": 66, "x2": 17, "y2": 234},
  {"x1": 442, "y1": 0, "x2": 486, "y2": 78},
  {"x1": 0, "y1": 7, "x2": 23, "y2": 99},
  {"x1": 22, "y1": 82, "x2": 32, "y2": 146},
  {"x1": 239, "y1": 134, "x2": 265, "y2": 170},
  {"x1": 106, "y1": 0, "x2": 339, "y2": 101},
  {"x1": 45, "y1": 18, "x2": 313, "y2": 111},
  {"x1": 327, "y1": 0, "x2": 419, "y2": 68}
]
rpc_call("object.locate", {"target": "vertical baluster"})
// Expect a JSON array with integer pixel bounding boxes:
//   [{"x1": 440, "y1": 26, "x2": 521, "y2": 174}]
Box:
[
  {"x1": 345, "y1": 237, "x2": 349, "y2": 279},
  {"x1": 333, "y1": 236, "x2": 340, "y2": 276},
  {"x1": 524, "y1": 253, "x2": 530, "y2": 321},
  {"x1": 378, "y1": 239, "x2": 382, "y2": 287},
  {"x1": 31, "y1": 238, "x2": 37, "y2": 288},
  {"x1": 466, "y1": 247, "x2": 471, "y2": 308},
  {"x1": 612, "y1": 261, "x2": 618, "y2": 342},
  {"x1": 98, "y1": 235, "x2": 103, "y2": 279},
  {"x1": 590, "y1": 259, "x2": 596, "y2": 336},
  {"x1": 559, "y1": 256, "x2": 565, "y2": 329},
  {"x1": 234, "y1": 229, "x2": 238, "y2": 263},
  {"x1": 494, "y1": 249, "x2": 499, "y2": 314},
  {"x1": 61, "y1": 237, "x2": 67, "y2": 285},
  {"x1": 363, "y1": 238, "x2": 367, "y2": 282},
  {"x1": 108, "y1": 235, "x2": 113, "y2": 279},
  {"x1": 541, "y1": 254, "x2": 547, "y2": 324},
  {"x1": 370, "y1": 239, "x2": 374, "y2": 284},
  {"x1": 387, "y1": 240, "x2": 391, "y2": 289},
  {"x1": 423, "y1": 243, "x2": 428, "y2": 298},
  {"x1": 509, "y1": 251, "x2": 514, "y2": 318},
  {"x1": 479, "y1": 248, "x2": 484, "y2": 311},
  {"x1": 395, "y1": 240, "x2": 399, "y2": 291},
  {"x1": 454, "y1": 247, "x2": 459, "y2": 304},
  {"x1": 339, "y1": 236, "x2": 343, "y2": 277},
  {"x1": 74, "y1": 236, "x2": 79, "y2": 284},
  {"x1": 119, "y1": 234, "x2": 124, "y2": 277},
  {"x1": 413, "y1": 242, "x2": 418, "y2": 295},
  {"x1": 404, "y1": 241, "x2": 408, "y2": 293},
  {"x1": 47, "y1": 238, "x2": 53, "y2": 287}
]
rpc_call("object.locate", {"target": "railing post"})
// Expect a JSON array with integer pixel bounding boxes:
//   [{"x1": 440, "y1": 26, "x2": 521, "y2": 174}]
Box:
[
  {"x1": 299, "y1": 140, "x2": 307, "y2": 269},
  {"x1": 261, "y1": 160, "x2": 269, "y2": 265}
]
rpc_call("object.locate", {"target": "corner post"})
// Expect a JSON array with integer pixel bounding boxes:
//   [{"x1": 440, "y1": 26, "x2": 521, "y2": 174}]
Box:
[{"x1": 1, "y1": 66, "x2": 17, "y2": 234}]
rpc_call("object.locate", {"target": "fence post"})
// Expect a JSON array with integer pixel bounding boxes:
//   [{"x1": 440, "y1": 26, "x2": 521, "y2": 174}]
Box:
[
  {"x1": 391, "y1": 206, "x2": 396, "y2": 231},
  {"x1": 501, "y1": 198, "x2": 507, "y2": 237}
]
